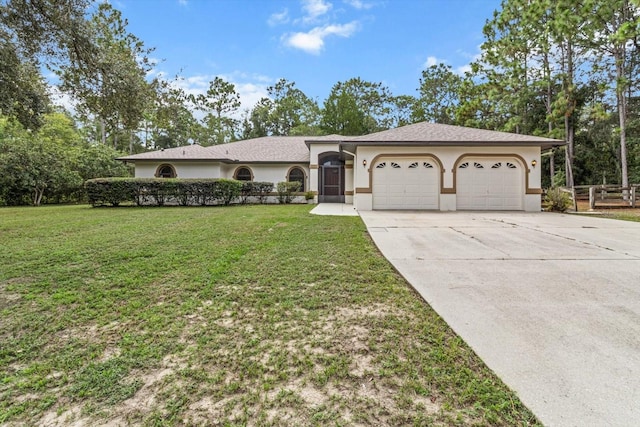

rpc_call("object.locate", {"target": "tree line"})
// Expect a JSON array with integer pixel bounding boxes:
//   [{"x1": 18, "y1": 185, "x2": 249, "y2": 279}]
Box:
[{"x1": 1, "y1": 0, "x2": 639, "y2": 206}]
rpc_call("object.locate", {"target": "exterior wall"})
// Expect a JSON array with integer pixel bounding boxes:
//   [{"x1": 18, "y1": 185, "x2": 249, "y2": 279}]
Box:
[
  {"x1": 344, "y1": 160, "x2": 354, "y2": 204},
  {"x1": 353, "y1": 145, "x2": 542, "y2": 212},
  {"x1": 133, "y1": 162, "x2": 222, "y2": 179},
  {"x1": 130, "y1": 142, "x2": 543, "y2": 212},
  {"x1": 220, "y1": 163, "x2": 310, "y2": 190},
  {"x1": 308, "y1": 143, "x2": 341, "y2": 194},
  {"x1": 132, "y1": 161, "x2": 309, "y2": 191}
]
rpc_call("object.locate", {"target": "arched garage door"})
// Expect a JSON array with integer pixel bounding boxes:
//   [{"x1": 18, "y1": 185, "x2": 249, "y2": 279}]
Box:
[
  {"x1": 372, "y1": 158, "x2": 439, "y2": 210},
  {"x1": 456, "y1": 158, "x2": 524, "y2": 210}
]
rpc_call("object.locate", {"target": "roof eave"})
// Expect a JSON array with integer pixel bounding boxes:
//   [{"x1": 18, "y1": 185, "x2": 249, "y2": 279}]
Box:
[
  {"x1": 220, "y1": 160, "x2": 310, "y2": 164},
  {"x1": 340, "y1": 140, "x2": 566, "y2": 151},
  {"x1": 117, "y1": 157, "x2": 233, "y2": 162}
]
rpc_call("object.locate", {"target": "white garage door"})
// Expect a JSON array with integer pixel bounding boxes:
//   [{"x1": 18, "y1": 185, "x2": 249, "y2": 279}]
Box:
[
  {"x1": 456, "y1": 159, "x2": 524, "y2": 210},
  {"x1": 372, "y1": 158, "x2": 439, "y2": 210}
]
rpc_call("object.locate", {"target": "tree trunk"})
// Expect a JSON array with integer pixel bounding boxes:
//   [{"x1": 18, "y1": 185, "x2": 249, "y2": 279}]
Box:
[
  {"x1": 101, "y1": 118, "x2": 106, "y2": 145},
  {"x1": 544, "y1": 48, "x2": 555, "y2": 185},
  {"x1": 615, "y1": 49, "x2": 629, "y2": 197},
  {"x1": 564, "y1": 40, "x2": 575, "y2": 188},
  {"x1": 33, "y1": 187, "x2": 44, "y2": 206}
]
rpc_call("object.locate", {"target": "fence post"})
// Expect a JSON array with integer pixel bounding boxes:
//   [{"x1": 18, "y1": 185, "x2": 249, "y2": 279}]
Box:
[
  {"x1": 631, "y1": 187, "x2": 636, "y2": 208},
  {"x1": 589, "y1": 186, "x2": 596, "y2": 210}
]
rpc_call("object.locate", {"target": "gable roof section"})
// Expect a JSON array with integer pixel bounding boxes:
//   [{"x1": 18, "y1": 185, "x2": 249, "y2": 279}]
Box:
[
  {"x1": 214, "y1": 135, "x2": 342, "y2": 162},
  {"x1": 340, "y1": 121, "x2": 565, "y2": 150},
  {"x1": 118, "y1": 135, "x2": 344, "y2": 163},
  {"x1": 118, "y1": 143, "x2": 216, "y2": 161},
  {"x1": 118, "y1": 122, "x2": 565, "y2": 164}
]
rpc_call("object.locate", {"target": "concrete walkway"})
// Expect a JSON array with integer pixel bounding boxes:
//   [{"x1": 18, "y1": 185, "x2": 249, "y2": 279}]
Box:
[
  {"x1": 309, "y1": 203, "x2": 359, "y2": 216},
  {"x1": 359, "y1": 211, "x2": 640, "y2": 427}
]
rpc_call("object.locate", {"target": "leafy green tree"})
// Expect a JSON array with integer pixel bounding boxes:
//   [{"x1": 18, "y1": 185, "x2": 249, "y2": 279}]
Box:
[
  {"x1": 0, "y1": 117, "x2": 80, "y2": 205},
  {"x1": 585, "y1": 0, "x2": 640, "y2": 191},
  {"x1": 241, "y1": 79, "x2": 321, "y2": 137},
  {"x1": 151, "y1": 81, "x2": 200, "y2": 148},
  {"x1": 478, "y1": 0, "x2": 546, "y2": 135},
  {"x1": 267, "y1": 78, "x2": 321, "y2": 136},
  {"x1": 0, "y1": 34, "x2": 50, "y2": 129},
  {"x1": 0, "y1": 113, "x2": 129, "y2": 205},
  {"x1": 194, "y1": 77, "x2": 241, "y2": 145},
  {"x1": 0, "y1": 0, "x2": 94, "y2": 64},
  {"x1": 321, "y1": 77, "x2": 393, "y2": 135},
  {"x1": 413, "y1": 64, "x2": 463, "y2": 124},
  {"x1": 321, "y1": 89, "x2": 368, "y2": 135},
  {"x1": 241, "y1": 98, "x2": 273, "y2": 139},
  {"x1": 390, "y1": 95, "x2": 417, "y2": 127},
  {"x1": 475, "y1": 0, "x2": 596, "y2": 187},
  {"x1": 57, "y1": 3, "x2": 154, "y2": 151}
]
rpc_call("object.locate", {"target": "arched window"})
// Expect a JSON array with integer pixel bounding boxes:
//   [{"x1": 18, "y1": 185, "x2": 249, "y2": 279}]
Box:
[
  {"x1": 234, "y1": 167, "x2": 253, "y2": 181},
  {"x1": 287, "y1": 167, "x2": 305, "y2": 192},
  {"x1": 156, "y1": 164, "x2": 176, "y2": 178}
]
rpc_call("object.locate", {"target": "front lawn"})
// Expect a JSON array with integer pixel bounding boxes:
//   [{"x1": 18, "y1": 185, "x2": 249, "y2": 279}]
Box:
[{"x1": 0, "y1": 205, "x2": 538, "y2": 426}]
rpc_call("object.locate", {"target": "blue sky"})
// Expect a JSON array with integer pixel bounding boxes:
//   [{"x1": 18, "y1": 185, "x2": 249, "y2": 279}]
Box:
[{"x1": 112, "y1": 0, "x2": 501, "y2": 112}]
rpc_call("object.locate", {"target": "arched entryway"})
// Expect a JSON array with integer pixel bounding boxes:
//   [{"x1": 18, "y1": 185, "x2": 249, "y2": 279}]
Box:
[{"x1": 318, "y1": 152, "x2": 345, "y2": 203}]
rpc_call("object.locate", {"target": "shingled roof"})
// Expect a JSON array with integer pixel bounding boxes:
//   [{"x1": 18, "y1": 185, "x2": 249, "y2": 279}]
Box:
[
  {"x1": 118, "y1": 143, "x2": 215, "y2": 161},
  {"x1": 119, "y1": 122, "x2": 564, "y2": 164},
  {"x1": 119, "y1": 135, "x2": 344, "y2": 163},
  {"x1": 341, "y1": 121, "x2": 564, "y2": 149}
]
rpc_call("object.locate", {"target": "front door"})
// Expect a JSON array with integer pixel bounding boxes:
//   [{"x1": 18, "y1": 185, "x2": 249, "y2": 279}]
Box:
[{"x1": 319, "y1": 165, "x2": 345, "y2": 203}]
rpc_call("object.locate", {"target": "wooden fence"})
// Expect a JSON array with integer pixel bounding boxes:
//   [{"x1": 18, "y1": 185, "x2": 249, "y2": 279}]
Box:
[{"x1": 575, "y1": 185, "x2": 640, "y2": 209}]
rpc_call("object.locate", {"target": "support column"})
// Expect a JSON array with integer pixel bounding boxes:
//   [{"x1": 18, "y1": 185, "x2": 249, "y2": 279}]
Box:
[
  {"x1": 344, "y1": 160, "x2": 354, "y2": 204},
  {"x1": 309, "y1": 164, "x2": 319, "y2": 200}
]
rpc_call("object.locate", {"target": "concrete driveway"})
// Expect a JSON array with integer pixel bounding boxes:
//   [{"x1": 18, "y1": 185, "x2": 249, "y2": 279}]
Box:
[{"x1": 359, "y1": 211, "x2": 640, "y2": 427}]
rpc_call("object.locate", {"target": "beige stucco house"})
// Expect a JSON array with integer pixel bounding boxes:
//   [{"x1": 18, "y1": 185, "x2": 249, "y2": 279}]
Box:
[{"x1": 119, "y1": 121, "x2": 564, "y2": 211}]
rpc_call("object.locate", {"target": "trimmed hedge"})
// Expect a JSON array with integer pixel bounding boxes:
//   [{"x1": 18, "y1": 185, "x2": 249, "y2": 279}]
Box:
[
  {"x1": 85, "y1": 178, "x2": 138, "y2": 207},
  {"x1": 85, "y1": 178, "x2": 250, "y2": 207},
  {"x1": 240, "y1": 181, "x2": 274, "y2": 204},
  {"x1": 276, "y1": 181, "x2": 301, "y2": 204}
]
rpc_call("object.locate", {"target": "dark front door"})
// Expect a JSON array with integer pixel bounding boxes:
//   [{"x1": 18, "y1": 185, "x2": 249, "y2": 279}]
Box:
[{"x1": 319, "y1": 165, "x2": 345, "y2": 203}]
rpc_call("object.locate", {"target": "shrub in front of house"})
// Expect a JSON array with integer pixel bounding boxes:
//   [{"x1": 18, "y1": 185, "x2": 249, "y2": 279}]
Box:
[
  {"x1": 240, "y1": 181, "x2": 274, "y2": 204},
  {"x1": 276, "y1": 181, "x2": 301, "y2": 204},
  {"x1": 86, "y1": 178, "x2": 287, "y2": 207},
  {"x1": 85, "y1": 178, "x2": 138, "y2": 207},
  {"x1": 213, "y1": 179, "x2": 242, "y2": 206},
  {"x1": 543, "y1": 187, "x2": 573, "y2": 212}
]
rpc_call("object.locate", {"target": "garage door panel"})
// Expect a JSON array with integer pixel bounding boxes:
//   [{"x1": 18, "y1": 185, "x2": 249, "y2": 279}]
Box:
[
  {"x1": 457, "y1": 159, "x2": 524, "y2": 211},
  {"x1": 372, "y1": 158, "x2": 439, "y2": 210}
]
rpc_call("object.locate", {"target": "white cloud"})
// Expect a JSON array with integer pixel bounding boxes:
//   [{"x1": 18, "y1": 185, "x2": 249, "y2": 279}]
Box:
[
  {"x1": 49, "y1": 86, "x2": 78, "y2": 116},
  {"x1": 284, "y1": 21, "x2": 359, "y2": 54},
  {"x1": 173, "y1": 75, "x2": 209, "y2": 98},
  {"x1": 456, "y1": 46, "x2": 482, "y2": 63},
  {"x1": 178, "y1": 0, "x2": 188, "y2": 6},
  {"x1": 169, "y1": 73, "x2": 270, "y2": 120},
  {"x1": 424, "y1": 56, "x2": 444, "y2": 68},
  {"x1": 455, "y1": 64, "x2": 472, "y2": 75},
  {"x1": 268, "y1": 8, "x2": 289, "y2": 26},
  {"x1": 344, "y1": 0, "x2": 373, "y2": 10},
  {"x1": 301, "y1": 0, "x2": 332, "y2": 23},
  {"x1": 233, "y1": 82, "x2": 269, "y2": 115}
]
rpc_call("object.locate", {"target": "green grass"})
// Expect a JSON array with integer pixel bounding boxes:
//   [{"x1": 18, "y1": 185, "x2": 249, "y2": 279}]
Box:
[
  {"x1": 605, "y1": 212, "x2": 640, "y2": 222},
  {"x1": 0, "y1": 205, "x2": 539, "y2": 426}
]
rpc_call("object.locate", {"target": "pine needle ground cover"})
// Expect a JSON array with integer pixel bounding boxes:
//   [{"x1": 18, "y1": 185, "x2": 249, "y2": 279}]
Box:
[{"x1": 0, "y1": 205, "x2": 539, "y2": 426}]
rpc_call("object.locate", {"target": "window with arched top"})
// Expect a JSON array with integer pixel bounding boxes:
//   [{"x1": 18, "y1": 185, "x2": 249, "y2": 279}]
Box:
[
  {"x1": 234, "y1": 167, "x2": 253, "y2": 181},
  {"x1": 287, "y1": 167, "x2": 305, "y2": 192},
  {"x1": 156, "y1": 164, "x2": 176, "y2": 178}
]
